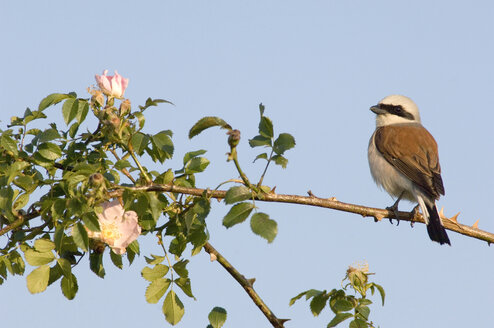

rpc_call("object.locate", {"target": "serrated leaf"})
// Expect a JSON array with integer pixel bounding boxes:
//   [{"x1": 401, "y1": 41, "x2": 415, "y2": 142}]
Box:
[
  {"x1": 1, "y1": 133, "x2": 18, "y2": 156},
  {"x1": 224, "y1": 186, "x2": 252, "y2": 204},
  {"x1": 183, "y1": 149, "x2": 207, "y2": 165},
  {"x1": 272, "y1": 154, "x2": 288, "y2": 168},
  {"x1": 89, "y1": 252, "x2": 105, "y2": 278},
  {"x1": 34, "y1": 239, "x2": 55, "y2": 252},
  {"x1": 145, "y1": 254, "x2": 165, "y2": 265},
  {"x1": 273, "y1": 133, "x2": 296, "y2": 155},
  {"x1": 248, "y1": 135, "x2": 272, "y2": 148},
  {"x1": 151, "y1": 131, "x2": 174, "y2": 163},
  {"x1": 38, "y1": 128, "x2": 61, "y2": 143},
  {"x1": 184, "y1": 157, "x2": 210, "y2": 174},
  {"x1": 110, "y1": 250, "x2": 123, "y2": 269},
  {"x1": 253, "y1": 153, "x2": 268, "y2": 162},
  {"x1": 82, "y1": 212, "x2": 101, "y2": 232},
  {"x1": 333, "y1": 299, "x2": 354, "y2": 312},
  {"x1": 349, "y1": 319, "x2": 368, "y2": 328},
  {"x1": 162, "y1": 290, "x2": 185, "y2": 325},
  {"x1": 250, "y1": 212, "x2": 277, "y2": 243},
  {"x1": 189, "y1": 116, "x2": 232, "y2": 139},
  {"x1": 139, "y1": 97, "x2": 173, "y2": 111},
  {"x1": 173, "y1": 260, "x2": 189, "y2": 278},
  {"x1": 24, "y1": 249, "x2": 55, "y2": 266},
  {"x1": 26, "y1": 265, "x2": 50, "y2": 294},
  {"x1": 145, "y1": 278, "x2": 171, "y2": 304},
  {"x1": 141, "y1": 264, "x2": 169, "y2": 282},
  {"x1": 37, "y1": 142, "x2": 62, "y2": 160},
  {"x1": 310, "y1": 292, "x2": 329, "y2": 316},
  {"x1": 61, "y1": 273, "x2": 78, "y2": 300},
  {"x1": 62, "y1": 98, "x2": 79, "y2": 125},
  {"x1": 208, "y1": 307, "x2": 227, "y2": 328},
  {"x1": 131, "y1": 132, "x2": 150, "y2": 155},
  {"x1": 72, "y1": 222, "x2": 89, "y2": 252},
  {"x1": 76, "y1": 101, "x2": 89, "y2": 124},
  {"x1": 38, "y1": 93, "x2": 74, "y2": 111},
  {"x1": 259, "y1": 116, "x2": 273, "y2": 138},
  {"x1": 57, "y1": 258, "x2": 71, "y2": 277},
  {"x1": 175, "y1": 277, "x2": 194, "y2": 298},
  {"x1": 328, "y1": 313, "x2": 353, "y2": 327},
  {"x1": 356, "y1": 305, "x2": 370, "y2": 320},
  {"x1": 223, "y1": 202, "x2": 255, "y2": 228}
]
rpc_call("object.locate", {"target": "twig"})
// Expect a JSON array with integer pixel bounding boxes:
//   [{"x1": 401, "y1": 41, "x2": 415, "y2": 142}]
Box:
[
  {"x1": 107, "y1": 184, "x2": 494, "y2": 244},
  {"x1": 203, "y1": 242, "x2": 288, "y2": 328}
]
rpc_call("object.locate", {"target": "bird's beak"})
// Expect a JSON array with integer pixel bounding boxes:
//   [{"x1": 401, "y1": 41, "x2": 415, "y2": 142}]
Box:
[{"x1": 370, "y1": 105, "x2": 385, "y2": 115}]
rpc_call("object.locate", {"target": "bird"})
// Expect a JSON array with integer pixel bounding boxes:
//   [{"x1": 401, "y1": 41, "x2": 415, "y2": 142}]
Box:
[{"x1": 367, "y1": 95, "x2": 450, "y2": 245}]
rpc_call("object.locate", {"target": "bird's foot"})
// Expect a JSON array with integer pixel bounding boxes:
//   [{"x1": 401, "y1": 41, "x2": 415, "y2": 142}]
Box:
[
  {"x1": 410, "y1": 205, "x2": 420, "y2": 227},
  {"x1": 385, "y1": 203, "x2": 401, "y2": 225}
]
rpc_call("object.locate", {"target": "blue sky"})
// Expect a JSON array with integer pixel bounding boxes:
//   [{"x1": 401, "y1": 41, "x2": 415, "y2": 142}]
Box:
[{"x1": 1, "y1": 1, "x2": 493, "y2": 327}]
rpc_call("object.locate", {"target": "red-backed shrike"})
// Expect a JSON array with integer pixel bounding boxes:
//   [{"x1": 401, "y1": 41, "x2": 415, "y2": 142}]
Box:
[{"x1": 368, "y1": 95, "x2": 450, "y2": 245}]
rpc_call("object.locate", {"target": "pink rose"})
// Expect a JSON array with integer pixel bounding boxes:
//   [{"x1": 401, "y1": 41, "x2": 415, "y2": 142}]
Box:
[
  {"x1": 95, "y1": 70, "x2": 129, "y2": 98},
  {"x1": 86, "y1": 199, "x2": 141, "y2": 255}
]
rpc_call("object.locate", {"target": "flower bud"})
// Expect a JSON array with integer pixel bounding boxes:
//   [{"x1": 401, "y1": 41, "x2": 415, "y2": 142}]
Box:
[
  {"x1": 91, "y1": 90, "x2": 105, "y2": 108},
  {"x1": 89, "y1": 173, "x2": 105, "y2": 187},
  {"x1": 227, "y1": 129, "x2": 241, "y2": 148},
  {"x1": 119, "y1": 99, "x2": 131, "y2": 116}
]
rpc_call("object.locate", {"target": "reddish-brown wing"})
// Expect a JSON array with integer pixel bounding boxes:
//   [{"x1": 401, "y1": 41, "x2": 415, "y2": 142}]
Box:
[{"x1": 374, "y1": 124, "x2": 444, "y2": 199}]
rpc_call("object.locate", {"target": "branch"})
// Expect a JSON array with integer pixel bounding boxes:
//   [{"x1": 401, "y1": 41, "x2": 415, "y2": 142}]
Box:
[
  {"x1": 203, "y1": 242, "x2": 289, "y2": 328},
  {"x1": 109, "y1": 184, "x2": 494, "y2": 244}
]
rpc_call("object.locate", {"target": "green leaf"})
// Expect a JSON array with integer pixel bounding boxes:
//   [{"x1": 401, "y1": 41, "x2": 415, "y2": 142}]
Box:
[
  {"x1": 57, "y1": 258, "x2": 72, "y2": 277},
  {"x1": 172, "y1": 260, "x2": 189, "y2": 278},
  {"x1": 250, "y1": 212, "x2": 277, "y2": 243},
  {"x1": 76, "y1": 101, "x2": 89, "y2": 124},
  {"x1": 184, "y1": 157, "x2": 210, "y2": 174},
  {"x1": 82, "y1": 212, "x2": 101, "y2": 232},
  {"x1": 328, "y1": 313, "x2": 353, "y2": 327},
  {"x1": 356, "y1": 305, "x2": 370, "y2": 320},
  {"x1": 89, "y1": 252, "x2": 105, "y2": 278},
  {"x1": 175, "y1": 277, "x2": 194, "y2": 298},
  {"x1": 359, "y1": 299, "x2": 373, "y2": 306},
  {"x1": 26, "y1": 265, "x2": 50, "y2": 294},
  {"x1": 38, "y1": 128, "x2": 61, "y2": 143},
  {"x1": 62, "y1": 98, "x2": 79, "y2": 125},
  {"x1": 24, "y1": 249, "x2": 55, "y2": 266},
  {"x1": 138, "y1": 97, "x2": 173, "y2": 111},
  {"x1": 208, "y1": 307, "x2": 227, "y2": 328},
  {"x1": 162, "y1": 290, "x2": 185, "y2": 325},
  {"x1": 141, "y1": 264, "x2": 170, "y2": 282},
  {"x1": 222, "y1": 202, "x2": 255, "y2": 228},
  {"x1": 224, "y1": 186, "x2": 252, "y2": 204},
  {"x1": 110, "y1": 250, "x2": 123, "y2": 269},
  {"x1": 37, "y1": 142, "x2": 62, "y2": 160},
  {"x1": 289, "y1": 290, "x2": 308, "y2": 306},
  {"x1": 272, "y1": 154, "x2": 288, "y2": 168},
  {"x1": 248, "y1": 135, "x2": 272, "y2": 148},
  {"x1": 39, "y1": 93, "x2": 74, "y2": 111},
  {"x1": 114, "y1": 159, "x2": 132, "y2": 170},
  {"x1": 333, "y1": 299, "x2": 354, "y2": 312},
  {"x1": 131, "y1": 132, "x2": 150, "y2": 155},
  {"x1": 273, "y1": 133, "x2": 296, "y2": 155},
  {"x1": 259, "y1": 116, "x2": 274, "y2": 138},
  {"x1": 145, "y1": 278, "x2": 171, "y2": 304},
  {"x1": 71, "y1": 222, "x2": 88, "y2": 252},
  {"x1": 188, "y1": 117, "x2": 232, "y2": 139},
  {"x1": 310, "y1": 292, "x2": 329, "y2": 317},
  {"x1": 151, "y1": 131, "x2": 174, "y2": 163},
  {"x1": 183, "y1": 149, "x2": 207, "y2": 165},
  {"x1": 61, "y1": 273, "x2": 78, "y2": 300},
  {"x1": 34, "y1": 239, "x2": 55, "y2": 252},
  {"x1": 145, "y1": 254, "x2": 165, "y2": 265},
  {"x1": 349, "y1": 319, "x2": 368, "y2": 328},
  {"x1": 1, "y1": 133, "x2": 18, "y2": 156},
  {"x1": 253, "y1": 153, "x2": 268, "y2": 162},
  {"x1": 372, "y1": 283, "x2": 385, "y2": 305}
]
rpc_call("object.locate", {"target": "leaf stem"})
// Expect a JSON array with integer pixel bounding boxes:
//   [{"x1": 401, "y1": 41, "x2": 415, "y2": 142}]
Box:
[{"x1": 257, "y1": 148, "x2": 274, "y2": 187}]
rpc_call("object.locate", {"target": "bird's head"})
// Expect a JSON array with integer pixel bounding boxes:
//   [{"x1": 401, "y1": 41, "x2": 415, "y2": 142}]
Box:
[{"x1": 370, "y1": 95, "x2": 421, "y2": 127}]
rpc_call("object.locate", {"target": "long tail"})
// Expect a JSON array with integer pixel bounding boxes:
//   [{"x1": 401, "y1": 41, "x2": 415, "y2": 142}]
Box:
[{"x1": 425, "y1": 203, "x2": 451, "y2": 245}]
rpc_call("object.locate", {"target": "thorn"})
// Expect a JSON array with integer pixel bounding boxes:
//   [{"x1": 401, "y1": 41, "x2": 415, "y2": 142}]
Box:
[
  {"x1": 374, "y1": 214, "x2": 383, "y2": 222},
  {"x1": 449, "y1": 212, "x2": 460, "y2": 223},
  {"x1": 247, "y1": 278, "x2": 256, "y2": 286},
  {"x1": 307, "y1": 190, "x2": 315, "y2": 197},
  {"x1": 210, "y1": 253, "x2": 217, "y2": 262},
  {"x1": 327, "y1": 197, "x2": 337, "y2": 201},
  {"x1": 472, "y1": 220, "x2": 479, "y2": 229},
  {"x1": 270, "y1": 186, "x2": 277, "y2": 194},
  {"x1": 279, "y1": 318, "x2": 291, "y2": 326}
]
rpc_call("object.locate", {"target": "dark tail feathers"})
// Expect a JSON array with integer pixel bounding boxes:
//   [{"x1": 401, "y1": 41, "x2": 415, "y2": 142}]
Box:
[{"x1": 426, "y1": 204, "x2": 451, "y2": 245}]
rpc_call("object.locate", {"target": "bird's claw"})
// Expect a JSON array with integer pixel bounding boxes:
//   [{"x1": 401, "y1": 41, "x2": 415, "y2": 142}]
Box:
[{"x1": 410, "y1": 205, "x2": 419, "y2": 228}]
